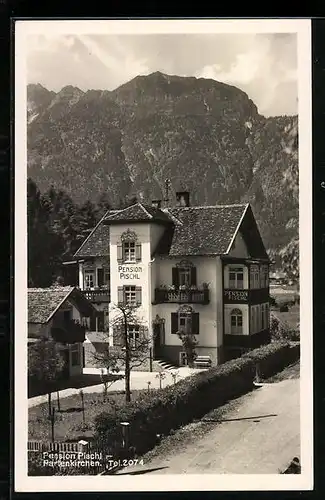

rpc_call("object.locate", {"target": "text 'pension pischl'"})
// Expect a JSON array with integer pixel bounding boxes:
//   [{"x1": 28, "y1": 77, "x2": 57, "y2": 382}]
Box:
[{"x1": 118, "y1": 265, "x2": 143, "y2": 280}]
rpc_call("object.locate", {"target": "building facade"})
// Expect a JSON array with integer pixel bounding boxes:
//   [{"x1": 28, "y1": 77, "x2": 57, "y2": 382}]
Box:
[
  {"x1": 28, "y1": 286, "x2": 96, "y2": 377},
  {"x1": 73, "y1": 192, "x2": 270, "y2": 368}
]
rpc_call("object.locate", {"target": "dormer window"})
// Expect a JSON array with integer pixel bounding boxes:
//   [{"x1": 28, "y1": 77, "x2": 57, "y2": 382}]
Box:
[{"x1": 117, "y1": 229, "x2": 141, "y2": 263}]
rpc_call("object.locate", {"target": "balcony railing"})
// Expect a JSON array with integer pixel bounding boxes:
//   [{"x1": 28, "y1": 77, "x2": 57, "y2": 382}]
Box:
[
  {"x1": 83, "y1": 289, "x2": 110, "y2": 302},
  {"x1": 223, "y1": 288, "x2": 269, "y2": 304},
  {"x1": 154, "y1": 287, "x2": 210, "y2": 305},
  {"x1": 224, "y1": 329, "x2": 270, "y2": 349},
  {"x1": 51, "y1": 318, "x2": 86, "y2": 344}
]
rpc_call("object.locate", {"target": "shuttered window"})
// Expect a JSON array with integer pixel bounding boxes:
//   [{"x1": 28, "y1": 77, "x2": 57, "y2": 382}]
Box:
[
  {"x1": 117, "y1": 286, "x2": 142, "y2": 306},
  {"x1": 171, "y1": 312, "x2": 200, "y2": 335},
  {"x1": 172, "y1": 266, "x2": 197, "y2": 287}
]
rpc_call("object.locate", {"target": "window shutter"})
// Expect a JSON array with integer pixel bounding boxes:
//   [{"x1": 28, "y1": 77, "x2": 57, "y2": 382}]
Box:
[
  {"x1": 97, "y1": 268, "x2": 104, "y2": 287},
  {"x1": 136, "y1": 243, "x2": 142, "y2": 261},
  {"x1": 117, "y1": 243, "x2": 123, "y2": 262},
  {"x1": 171, "y1": 312, "x2": 178, "y2": 334},
  {"x1": 135, "y1": 287, "x2": 142, "y2": 306},
  {"x1": 190, "y1": 267, "x2": 197, "y2": 286},
  {"x1": 191, "y1": 313, "x2": 200, "y2": 335},
  {"x1": 172, "y1": 268, "x2": 179, "y2": 287},
  {"x1": 117, "y1": 286, "x2": 124, "y2": 306}
]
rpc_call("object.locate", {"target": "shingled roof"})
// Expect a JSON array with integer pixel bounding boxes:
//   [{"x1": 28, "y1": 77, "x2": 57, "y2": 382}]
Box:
[
  {"x1": 28, "y1": 286, "x2": 96, "y2": 324},
  {"x1": 28, "y1": 286, "x2": 74, "y2": 324},
  {"x1": 155, "y1": 204, "x2": 248, "y2": 256},
  {"x1": 73, "y1": 201, "x2": 267, "y2": 259},
  {"x1": 104, "y1": 202, "x2": 172, "y2": 224}
]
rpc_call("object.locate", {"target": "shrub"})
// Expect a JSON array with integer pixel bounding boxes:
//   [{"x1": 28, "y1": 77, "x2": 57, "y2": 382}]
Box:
[
  {"x1": 94, "y1": 341, "x2": 300, "y2": 458},
  {"x1": 279, "y1": 305, "x2": 289, "y2": 312}
]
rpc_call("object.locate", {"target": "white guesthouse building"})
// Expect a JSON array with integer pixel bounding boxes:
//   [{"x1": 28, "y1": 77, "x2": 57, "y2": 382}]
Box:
[{"x1": 72, "y1": 191, "x2": 270, "y2": 369}]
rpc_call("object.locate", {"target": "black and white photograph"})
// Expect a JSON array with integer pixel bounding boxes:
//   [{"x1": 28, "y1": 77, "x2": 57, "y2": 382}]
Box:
[{"x1": 14, "y1": 19, "x2": 313, "y2": 492}]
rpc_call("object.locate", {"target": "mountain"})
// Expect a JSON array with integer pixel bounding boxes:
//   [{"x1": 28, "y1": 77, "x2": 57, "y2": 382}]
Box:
[{"x1": 27, "y1": 72, "x2": 298, "y2": 253}]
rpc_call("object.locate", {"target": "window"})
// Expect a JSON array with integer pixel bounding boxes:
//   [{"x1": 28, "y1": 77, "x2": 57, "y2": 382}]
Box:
[
  {"x1": 260, "y1": 265, "x2": 269, "y2": 288},
  {"x1": 172, "y1": 262, "x2": 197, "y2": 288},
  {"x1": 178, "y1": 311, "x2": 192, "y2": 334},
  {"x1": 171, "y1": 309, "x2": 200, "y2": 335},
  {"x1": 117, "y1": 230, "x2": 142, "y2": 263},
  {"x1": 230, "y1": 308, "x2": 243, "y2": 334},
  {"x1": 250, "y1": 265, "x2": 260, "y2": 289},
  {"x1": 123, "y1": 241, "x2": 136, "y2": 262},
  {"x1": 118, "y1": 286, "x2": 142, "y2": 306},
  {"x1": 70, "y1": 344, "x2": 80, "y2": 366},
  {"x1": 128, "y1": 325, "x2": 140, "y2": 347},
  {"x1": 84, "y1": 270, "x2": 95, "y2": 289},
  {"x1": 229, "y1": 268, "x2": 244, "y2": 289}
]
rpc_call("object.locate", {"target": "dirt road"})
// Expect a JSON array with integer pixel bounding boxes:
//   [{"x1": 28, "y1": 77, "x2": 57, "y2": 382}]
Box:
[{"x1": 117, "y1": 378, "x2": 300, "y2": 475}]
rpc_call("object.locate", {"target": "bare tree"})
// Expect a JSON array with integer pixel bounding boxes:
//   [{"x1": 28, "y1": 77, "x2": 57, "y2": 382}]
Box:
[{"x1": 92, "y1": 303, "x2": 153, "y2": 403}]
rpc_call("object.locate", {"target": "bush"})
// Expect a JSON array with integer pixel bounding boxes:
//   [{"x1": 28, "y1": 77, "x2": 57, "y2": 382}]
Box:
[
  {"x1": 94, "y1": 342, "x2": 300, "y2": 457},
  {"x1": 279, "y1": 305, "x2": 289, "y2": 312}
]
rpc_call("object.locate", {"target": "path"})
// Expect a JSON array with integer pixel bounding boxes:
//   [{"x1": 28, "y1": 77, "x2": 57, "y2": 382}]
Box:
[
  {"x1": 116, "y1": 378, "x2": 300, "y2": 475},
  {"x1": 28, "y1": 367, "x2": 204, "y2": 408}
]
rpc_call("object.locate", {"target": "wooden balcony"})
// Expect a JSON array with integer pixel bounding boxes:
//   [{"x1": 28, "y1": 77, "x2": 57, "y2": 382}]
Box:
[
  {"x1": 224, "y1": 329, "x2": 270, "y2": 349},
  {"x1": 223, "y1": 288, "x2": 269, "y2": 305},
  {"x1": 154, "y1": 288, "x2": 210, "y2": 305},
  {"x1": 51, "y1": 319, "x2": 86, "y2": 344},
  {"x1": 83, "y1": 289, "x2": 110, "y2": 303}
]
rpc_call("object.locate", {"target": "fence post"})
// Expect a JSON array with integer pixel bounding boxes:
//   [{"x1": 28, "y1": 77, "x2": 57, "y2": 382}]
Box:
[
  {"x1": 50, "y1": 407, "x2": 55, "y2": 442},
  {"x1": 79, "y1": 389, "x2": 85, "y2": 426},
  {"x1": 48, "y1": 392, "x2": 52, "y2": 418},
  {"x1": 57, "y1": 391, "x2": 61, "y2": 412},
  {"x1": 120, "y1": 422, "x2": 130, "y2": 456}
]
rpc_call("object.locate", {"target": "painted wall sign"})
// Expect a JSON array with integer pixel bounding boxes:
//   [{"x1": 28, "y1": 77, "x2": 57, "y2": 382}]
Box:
[
  {"x1": 118, "y1": 265, "x2": 143, "y2": 280},
  {"x1": 225, "y1": 290, "x2": 248, "y2": 301}
]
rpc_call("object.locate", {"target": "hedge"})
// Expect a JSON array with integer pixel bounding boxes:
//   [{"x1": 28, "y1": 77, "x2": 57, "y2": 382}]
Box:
[{"x1": 94, "y1": 341, "x2": 300, "y2": 457}]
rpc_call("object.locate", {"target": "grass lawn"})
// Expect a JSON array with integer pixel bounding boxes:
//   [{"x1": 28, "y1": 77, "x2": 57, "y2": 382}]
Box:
[
  {"x1": 28, "y1": 389, "x2": 146, "y2": 443},
  {"x1": 272, "y1": 304, "x2": 300, "y2": 330}
]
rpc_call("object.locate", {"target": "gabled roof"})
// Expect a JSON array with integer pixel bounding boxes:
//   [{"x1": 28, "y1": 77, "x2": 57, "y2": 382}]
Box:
[
  {"x1": 28, "y1": 286, "x2": 96, "y2": 324},
  {"x1": 155, "y1": 204, "x2": 249, "y2": 256},
  {"x1": 104, "y1": 202, "x2": 172, "y2": 224},
  {"x1": 73, "y1": 201, "x2": 268, "y2": 260}
]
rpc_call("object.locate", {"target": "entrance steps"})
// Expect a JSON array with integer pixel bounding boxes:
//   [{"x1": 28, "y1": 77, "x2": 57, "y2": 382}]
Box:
[{"x1": 154, "y1": 359, "x2": 179, "y2": 372}]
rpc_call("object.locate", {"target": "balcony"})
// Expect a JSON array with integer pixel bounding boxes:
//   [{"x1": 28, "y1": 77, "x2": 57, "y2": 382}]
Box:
[
  {"x1": 224, "y1": 288, "x2": 269, "y2": 305},
  {"x1": 83, "y1": 289, "x2": 110, "y2": 303},
  {"x1": 154, "y1": 287, "x2": 210, "y2": 305},
  {"x1": 224, "y1": 329, "x2": 270, "y2": 349},
  {"x1": 51, "y1": 318, "x2": 86, "y2": 344}
]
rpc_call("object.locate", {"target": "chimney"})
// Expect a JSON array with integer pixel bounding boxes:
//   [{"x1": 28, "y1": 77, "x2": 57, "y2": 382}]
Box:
[
  {"x1": 176, "y1": 191, "x2": 190, "y2": 207},
  {"x1": 151, "y1": 199, "x2": 162, "y2": 209}
]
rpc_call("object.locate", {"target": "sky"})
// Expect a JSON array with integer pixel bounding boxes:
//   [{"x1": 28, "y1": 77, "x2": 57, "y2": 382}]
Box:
[{"x1": 26, "y1": 32, "x2": 298, "y2": 117}]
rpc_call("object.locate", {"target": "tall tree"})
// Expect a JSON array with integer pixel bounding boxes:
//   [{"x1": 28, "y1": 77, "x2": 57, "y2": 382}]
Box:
[
  {"x1": 27, "y1": 178, "x2": 63, "y2": 287},
  {"x1": 92, "y1": 303, "x2": 153, "y2": 403}
]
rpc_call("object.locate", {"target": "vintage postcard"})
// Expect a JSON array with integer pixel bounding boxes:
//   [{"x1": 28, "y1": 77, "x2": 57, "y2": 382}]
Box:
[{"x1": 14, "y1": 19, "x2": 313, "y2": 492}]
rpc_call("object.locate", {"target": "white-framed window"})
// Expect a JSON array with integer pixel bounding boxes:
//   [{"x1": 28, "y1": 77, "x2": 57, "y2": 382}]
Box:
[
  {"x1": 179, "y1": 351, "x2": 188, "y2": 366},
  {"x1": 84, "y1": 270, "x2": 95, "y2": 289},
  {"x1": 123, "y1": 241, "x2": 136, "y2": 262},
  {"x1": 260, "y1": 265, "x2": 269, "y2": 288},
  {"x1": 178, "y1": 311, "x2": 192, "y2": 334},
  {"x1": 179, "y1": 267, "x2": 191, "y2": 287},
  {"x1": 70, "y1": 344, "x2": 80, "y2": 366},
  {"x1": 250, "y1": 265, "x2": 260, "y2": 289},
  {"x1": 229, "y1": 267, "x2": 244, "y2": 289},
  {"x1": 118, "y1": 286, "x2": 142, "y2": 306},
  {"x1": 128, "y1": 325, "x2": 140, "y2": 347},
  {"x1": 230, "y1": 308, "x2": 243, "y2": 334}
]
